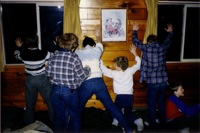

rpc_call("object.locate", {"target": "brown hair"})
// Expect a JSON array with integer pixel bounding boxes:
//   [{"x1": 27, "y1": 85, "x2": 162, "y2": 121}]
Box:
[
  {"x1": 113, "y1": 56, "x2": 128, "y2": 71},
  {"x1": 169, "y1": 82, "x2": 182, "y2": 91},
  {"x1": 57, "y1": 33, "x2": 79, "y2": 51}
]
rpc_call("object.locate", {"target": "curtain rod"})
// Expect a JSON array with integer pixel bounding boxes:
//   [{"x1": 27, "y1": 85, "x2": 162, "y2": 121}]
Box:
[{"x1": 159, "y1": 1, "x2": 200, "y2": 4}]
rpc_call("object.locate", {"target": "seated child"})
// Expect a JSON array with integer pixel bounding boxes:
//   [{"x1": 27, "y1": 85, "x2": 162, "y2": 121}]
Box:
[
  {"x1": 166, "y1": 82, "x2": 200, "y2": 133},
  {"x1": 100, "y1": 44, "x2": 144, "y2": 131}
]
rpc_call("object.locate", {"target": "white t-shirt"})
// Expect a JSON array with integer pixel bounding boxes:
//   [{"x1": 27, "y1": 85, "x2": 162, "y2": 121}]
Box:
[{"x1": 100, "y1": 56, "x2": 141, "y2": 94}]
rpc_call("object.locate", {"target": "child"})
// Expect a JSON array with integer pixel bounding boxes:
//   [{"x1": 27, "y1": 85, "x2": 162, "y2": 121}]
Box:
[
  {"x1": 76, "y1": 27, "x2": 134, "y2": 133},
  {"x1": 14, "y1": 33, "x2": 54, "y2": 126},
  {"x1": 46, "y1": 33, "x2": 91, "y2": 133},
  {"x1": 132, "y1": 23, "x2": 174, "y2": 128},
  {"x1": 166, "y1": 82, "x2": 200, "y2": 133},
  {"x1": 100, "y1": 44, "x2": 144, "y2": 131}
]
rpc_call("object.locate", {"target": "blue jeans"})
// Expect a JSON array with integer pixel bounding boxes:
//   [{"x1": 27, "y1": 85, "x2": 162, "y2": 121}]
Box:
[
  {"x1": 147, "y1": 82, "x2": 167, "y2": 127},
  {"x1": 78, "y1": 78, "x2": 133, "y2": 133},
  {"x1": 115, "y1": 94, "x2": 138, "y2": 125},
  {"x1": 51, "y1": 84, "x2": 81, "y2": 133},
  {"x1": 24, "y1": 74, "x2": 53, "y2": 125}
]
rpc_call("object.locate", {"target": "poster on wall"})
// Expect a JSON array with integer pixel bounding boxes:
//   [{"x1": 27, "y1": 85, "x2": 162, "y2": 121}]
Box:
[{"x1": 101, "y1": 9, "x2": 127, "y2": 42}]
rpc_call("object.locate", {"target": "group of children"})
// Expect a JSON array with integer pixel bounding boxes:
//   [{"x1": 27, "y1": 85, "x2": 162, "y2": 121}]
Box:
[{"x1": 14, "y1": 23, "x2": 200, "y2": 133}]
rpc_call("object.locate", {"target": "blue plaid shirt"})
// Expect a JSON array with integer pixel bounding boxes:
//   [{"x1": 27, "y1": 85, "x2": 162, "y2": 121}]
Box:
[
  {"x1": 132, "y1": 30, "x2": 173, "y2": 84},
  {"x1": 46, "y1": 48, "x2": 91, "y2": 89}
]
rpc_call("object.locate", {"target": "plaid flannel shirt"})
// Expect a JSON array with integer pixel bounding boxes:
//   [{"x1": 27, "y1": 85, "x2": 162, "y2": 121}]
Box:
[
  {"x1": 46, "y1": 48, "x2": 90, "y2": 89},
  {"x1": 132, "y1": 30, "x2": 173, "y2": 84}
]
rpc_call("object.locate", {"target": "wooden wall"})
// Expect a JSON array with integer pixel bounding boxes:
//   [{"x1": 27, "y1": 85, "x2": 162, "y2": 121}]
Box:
[{"x1": 1, "y1": 0, "x2": 200, "y2": 111}]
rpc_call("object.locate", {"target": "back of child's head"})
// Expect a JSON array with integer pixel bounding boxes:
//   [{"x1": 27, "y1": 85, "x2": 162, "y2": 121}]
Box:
[
  {"x1": 168, "y1": 82, "x2": 182, "y2": 92},
  {"x1": 147, "y1": 34, "x2": 157, "y2": 44},
  {"x1": 57, "y1": 33, "x2": 79, "y2": 51},
  {"x1": 113, "y1": 56, "x2": 128, "y2": 71},
  {"x1": 82, "y1": 36, "x2": 96, "y2": 47},
  {"x1": 25, "y1": 32, "x2": 39, "y2": 48}
]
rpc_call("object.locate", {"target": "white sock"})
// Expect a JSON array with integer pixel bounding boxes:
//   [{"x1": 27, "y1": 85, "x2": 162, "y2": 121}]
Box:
[
  {"x1": 112, "y1": 118, "x2": 119, "y2": 126},
  {"x1": 134, "y1": 118, "x2": 144, "y2": 131},
  {"x1": 179, "y1": 127, "x2": 190, "y2": 133}
]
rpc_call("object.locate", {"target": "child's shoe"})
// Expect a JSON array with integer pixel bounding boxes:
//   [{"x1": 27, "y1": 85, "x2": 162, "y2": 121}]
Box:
[
  {"x1": 134, "y1": 118, "x2": 144, "y2": 131},
  {"x1": 112, "y1": 118, "x2": 119, "y2": 126}
]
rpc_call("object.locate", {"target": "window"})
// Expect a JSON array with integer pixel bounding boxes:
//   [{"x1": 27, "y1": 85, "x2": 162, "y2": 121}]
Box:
[
  {"x1": 182, "y1": 5, "x2": 200, "y2": 61},
  {"x1": 158, "y1": 3, "x2": 200, "y2": 62},
  {"x1": 1, "y1": 2, "x2": 63, "y2": 64},
  {"x1": 1, "y1": 2, "x2": 199, "y2": 64},
  {"x1": 37, "y1": 3, "x2": 63, "y2": 51},
  {"x1": 1, "y1": 3, "x2": 37, "y2": 64}
]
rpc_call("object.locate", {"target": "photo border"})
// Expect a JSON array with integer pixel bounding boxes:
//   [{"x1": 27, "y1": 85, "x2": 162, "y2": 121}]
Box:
[{"x1": 101, "y1": 9, "x2": 127, "y2": 42}]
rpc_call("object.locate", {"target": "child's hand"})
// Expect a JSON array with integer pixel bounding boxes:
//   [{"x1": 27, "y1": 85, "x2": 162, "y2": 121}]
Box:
[
  {"x1": 15, "y1": 37, "x2": 23, "y2": 47},
  {"x1": 132, "y1": 23, "x2": 140, "y2": 31},
  {"x1": 129, "y1": 44, "x2": 137, "y2": 56},
  {"x1": 95, "y1": 26, "x2": 100, "y2": 37},
  {"x1": 165, "y1": 24, "x2": 173, "y2": 32}
]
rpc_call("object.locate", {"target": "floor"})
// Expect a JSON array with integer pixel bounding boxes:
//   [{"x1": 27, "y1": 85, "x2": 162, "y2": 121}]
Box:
[{"x1": 1, "y1": 106, "x2": 200, "y2": 133}]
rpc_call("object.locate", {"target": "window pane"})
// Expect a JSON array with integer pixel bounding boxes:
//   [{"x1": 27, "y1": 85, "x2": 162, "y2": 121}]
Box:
[
  {"x1": 158, "y1": 5, "x2": 183, "y2": 61},
  {"x1": 39, "y1": 6, "x2": 63, "y2": 52},
  {"x1": 183, "y1": 7, "x2": 200, "y2": 59},
  {"x1": 2, "y1": 3, "x2": 37, "y2": 64}
]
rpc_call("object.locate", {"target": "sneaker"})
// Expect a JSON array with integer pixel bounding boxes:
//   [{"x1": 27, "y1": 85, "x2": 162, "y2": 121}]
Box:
[
  {"x1": 134, "y1": 118, "x2": 144, "y2": 131},
  {"x1": 112, "y1": 118, "x2": 119, "y2": 126}
]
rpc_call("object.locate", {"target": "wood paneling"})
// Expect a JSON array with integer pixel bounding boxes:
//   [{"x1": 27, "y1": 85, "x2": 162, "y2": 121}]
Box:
[
  {"x1": 1, "y1": 63, "x2": 199, "y2": 110},
  {"x1": 1, "y1": 0, "x2": 199, "y2": 111}
]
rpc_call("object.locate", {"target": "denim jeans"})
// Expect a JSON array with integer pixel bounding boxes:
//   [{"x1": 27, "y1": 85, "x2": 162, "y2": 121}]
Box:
[
  {"x1": 50, "y1": 84, "x2": 81, "y2": 133},
  {"x1": 24, "y1": 74, "x2": 53, "y2": 125},
  {"x1": 147, "y1": 82, "x2": 167, "y2": 127},
  {"x1": 115, "y1": 94, "x2": 138, "y2": 125},
  {"x1": 78, "y1": 78, "x2": 133, "y2": 133}
]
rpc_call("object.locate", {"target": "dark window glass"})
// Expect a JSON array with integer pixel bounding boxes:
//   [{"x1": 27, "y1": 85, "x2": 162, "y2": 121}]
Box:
[
  {"x1": 183, "y1": 7, "x2": 200, "y2": 59},
  {"x1": 39, "y1": 6, "x2": 63, "y2": 52},
  {"x1": 2, "y1": 3, "x2": 37, "y2": 64},
  {"x1": 158, "y1": 5, "x2": 183, "y2": 61}
]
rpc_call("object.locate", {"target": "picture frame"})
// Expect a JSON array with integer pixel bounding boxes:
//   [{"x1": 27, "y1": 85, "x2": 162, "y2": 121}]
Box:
[{"x1": 101, "y1": 9, "x2": 127, "y2": 42}]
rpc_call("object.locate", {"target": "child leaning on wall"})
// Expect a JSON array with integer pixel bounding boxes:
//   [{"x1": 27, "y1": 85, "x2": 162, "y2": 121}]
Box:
[
  {"x1": 100, "y1": 44, "x2": 144, "y2": 131},
  {"x1": 166, "y1": 82, "x2": 200, "y2": 133}
]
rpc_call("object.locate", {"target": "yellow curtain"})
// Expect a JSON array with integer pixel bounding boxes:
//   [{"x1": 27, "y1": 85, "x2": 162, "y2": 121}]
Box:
[
  {"x1": 143, "y1": 0, "x2": 158, "y2": 43},
  {"x1": 63, "y1": 0, "x2": 82, "y2": 36},
  {"x1": 0, "y1": 23, "x2": 5, "y2": 72}
]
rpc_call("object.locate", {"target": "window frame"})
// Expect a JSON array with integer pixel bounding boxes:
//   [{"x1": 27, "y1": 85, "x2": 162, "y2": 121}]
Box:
[
  {"x1": 181, "y1": 4, "x2": 200, "y2": 62},
  {"x1": 36, "y1": 2, "x2": 64, "y2": 49}
]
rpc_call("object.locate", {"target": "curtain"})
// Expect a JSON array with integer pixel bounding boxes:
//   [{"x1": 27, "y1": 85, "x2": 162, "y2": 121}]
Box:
[
  {"x1": 63, "y1": 0, "x2": 82, "y2": 36},
  {"x1": 0, "y1": 23, "x2": 5, "y2": 72},
  {"x1": 143, "y1": 0, "x2": 158, "y2": 43}
]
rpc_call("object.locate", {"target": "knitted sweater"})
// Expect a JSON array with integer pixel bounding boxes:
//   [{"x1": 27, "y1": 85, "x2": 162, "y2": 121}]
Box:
[{"x1": 75, "y1": 43, "x2": 103, "y2": 80}]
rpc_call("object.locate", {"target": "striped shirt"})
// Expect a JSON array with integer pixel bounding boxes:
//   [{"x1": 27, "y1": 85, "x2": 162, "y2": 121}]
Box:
[
  {"x1": 46, "y1": 48, "x2": 91, "y2": 89},
  {"x1": 14, "y1": 47, "x2": 50, "y2": 76},
  {"x1": 132, "y1": 30, "x2": 173, "y2": 84}
]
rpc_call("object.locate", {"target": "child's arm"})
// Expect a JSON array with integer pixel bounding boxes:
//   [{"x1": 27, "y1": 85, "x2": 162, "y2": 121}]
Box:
[
  {"x1": 169, "y1": 95, "x2": 200, "y2": 116},
  {"x1": 129, "y1": 44, "x2": 141, "y2": 72},
  {"x1": 100, "y1": 60, "x2": 114, "y2": 78},
  {"x1": 95, "y1": 26, "x2": 101, "y2": 43},
  {"x1": 132, "y1": 23, "x2": 144, "y2": 50},
  {"x1": 129, "y1": 44, "x2": 138, "y2": 57}
]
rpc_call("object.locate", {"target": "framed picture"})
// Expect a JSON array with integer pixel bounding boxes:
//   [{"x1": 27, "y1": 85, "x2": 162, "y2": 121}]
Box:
[{"x1": 101, "y1": 9, "x2": 127, "y2": 42}]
